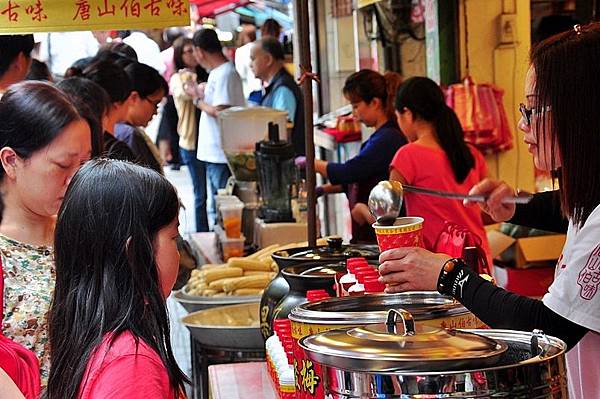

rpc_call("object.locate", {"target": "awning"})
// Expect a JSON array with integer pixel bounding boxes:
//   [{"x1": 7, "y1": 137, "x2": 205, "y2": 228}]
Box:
[
  {"x1": 235, "y1": 5, "x2": 293, "y2": 30},
  {"x1": 191, "y1": 0, "x2": 251, "y2": 17},
  {"x1": 357, "y1": 0, "x2": 381, "y2": 8}
]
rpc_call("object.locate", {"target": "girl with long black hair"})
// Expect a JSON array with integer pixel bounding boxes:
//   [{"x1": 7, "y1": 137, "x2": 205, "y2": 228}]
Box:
[
  {"x1": 45, "y1": 159, "x2": 187, "y2": 398},
  {"x1": 389, "y1": 76, "x2": 490, "y2": 257}
]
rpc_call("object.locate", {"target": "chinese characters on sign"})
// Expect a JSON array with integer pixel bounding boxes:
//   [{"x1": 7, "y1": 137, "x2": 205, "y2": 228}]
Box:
[
  {"x1": 25, "y1": 0, "x2": 47, "y2": 21},
  {"x1": 294, "y1": 359, "x2": 321, "y2": 395},
  {"x1": 1, "y1": 0, "x2": 20, "y2": 22},
  {"x1": 73, "y1": 0, "x2": 90, "y2": 20},
  {"x1": 166, "y1": 0, "x2": 186, "y2": 16},
  {"x1": 120, "y1": 0, "x2": 140, "y2": 18},
  {"x1": 0, "y1": 0, "x2": 189, "y2": 33}
]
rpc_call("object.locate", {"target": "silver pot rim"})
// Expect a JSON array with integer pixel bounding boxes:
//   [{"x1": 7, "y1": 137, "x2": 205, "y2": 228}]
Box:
[
  {"x1": 289, "y1": 291, "x2": 470, "y2": 325},
  {"x1": 301, "y1": 328, "x2": 567, "y2": 375}
]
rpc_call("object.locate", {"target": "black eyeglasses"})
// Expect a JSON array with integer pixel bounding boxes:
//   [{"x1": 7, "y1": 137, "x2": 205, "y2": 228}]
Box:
[
  {"x1": 519, "y1": 103, "x2": 532, "y2": 126},
  {"x1": 519, "y1": 103, "x2": 551, "y2": 126}
]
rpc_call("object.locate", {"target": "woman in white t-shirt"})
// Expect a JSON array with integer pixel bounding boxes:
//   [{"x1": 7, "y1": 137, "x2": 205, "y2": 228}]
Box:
[{"x1": 375, "y1": 23, "x2": 600, "y2": 398}]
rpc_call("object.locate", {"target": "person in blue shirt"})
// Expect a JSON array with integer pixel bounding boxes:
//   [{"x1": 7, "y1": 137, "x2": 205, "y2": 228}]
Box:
[
  {"x1": 250, "y1": 37, "x2": 305, "y2": 155},
  {"x1": 302, "y1": 70, "x2": 407, "y2": 243}
]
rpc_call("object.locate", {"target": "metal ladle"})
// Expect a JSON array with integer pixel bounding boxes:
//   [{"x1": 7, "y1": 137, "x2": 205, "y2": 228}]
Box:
[{"x1": 368, "y1": 180, "x2": 533, "y2": 226}]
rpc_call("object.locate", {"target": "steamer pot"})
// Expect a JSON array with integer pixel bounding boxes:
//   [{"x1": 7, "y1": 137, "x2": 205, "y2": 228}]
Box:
[{"x1": 300, "y1": 309, "x2": 568, "y2": 398}]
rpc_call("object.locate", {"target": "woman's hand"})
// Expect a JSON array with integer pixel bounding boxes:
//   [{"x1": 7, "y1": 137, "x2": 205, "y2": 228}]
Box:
[
  {"x1": 466, "y1": 178, "x2": 516, "y2": 222},
  {"x1": 378, "y1": 247, "x2": 450, "y2": 293}
]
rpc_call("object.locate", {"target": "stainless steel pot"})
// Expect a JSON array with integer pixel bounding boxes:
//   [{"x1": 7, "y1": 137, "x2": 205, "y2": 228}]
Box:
[
  {"x1": 300, "y1": 309, "x2": 568, "y2": 398},
  {"x1": 288, "y1": 293, "x2": 485, "y2": 399}
]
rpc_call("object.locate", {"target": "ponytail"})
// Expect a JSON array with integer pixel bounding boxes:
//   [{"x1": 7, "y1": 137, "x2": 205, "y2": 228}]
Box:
[
  {"x1": 395, "y1": 76, "x2": 475, "y2": 183},
  {"x1": 434, "y1": 105, "x2": 474, "y2": 183}
]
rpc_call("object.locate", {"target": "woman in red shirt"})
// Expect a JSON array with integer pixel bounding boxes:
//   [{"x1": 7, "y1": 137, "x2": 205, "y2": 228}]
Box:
[
  {"x1": 45, "y1": 159, "x2": 187, "y2": 399},
  {"x1": 390, "y1": 77, "x2": 491, "y2": 259}
]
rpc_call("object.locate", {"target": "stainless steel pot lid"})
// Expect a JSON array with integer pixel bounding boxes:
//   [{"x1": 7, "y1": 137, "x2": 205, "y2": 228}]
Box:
[
  {"x1": 300, "y1": 309, "x2": 507, "y2": 372},
  {"x1": 289, "y1": 292, "x2": 468, "y2": 325},
  {"x1": 275, "y1": 237, "x2": 379, "y2": 261}
]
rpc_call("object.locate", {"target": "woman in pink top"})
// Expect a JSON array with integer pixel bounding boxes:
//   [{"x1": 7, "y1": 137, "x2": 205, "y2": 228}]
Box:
[
  {"x1": 44, "y1": 159, "x2": 187, "y2": 399},
  {"x1": 390, "y1": 77, "x2": 491, "y2": 259}
]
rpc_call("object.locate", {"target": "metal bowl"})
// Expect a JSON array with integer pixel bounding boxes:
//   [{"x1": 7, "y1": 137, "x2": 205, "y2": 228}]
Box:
[
  {"x1": 181, "y1": 302, "x2": 263, "y2": 350},
  {"x1": 173, "y1": 288, "x2": 261, "y2": 313}
]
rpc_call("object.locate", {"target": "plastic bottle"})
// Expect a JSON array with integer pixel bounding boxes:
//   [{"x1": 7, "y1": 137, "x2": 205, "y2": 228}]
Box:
[{"x1": 339, "y1": 258, "x2": 368, "y2": 297}]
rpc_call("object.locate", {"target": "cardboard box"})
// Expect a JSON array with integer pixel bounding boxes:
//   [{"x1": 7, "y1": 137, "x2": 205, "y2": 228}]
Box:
[
  {"x1": 494, "y1": 264, "x2": 555, "y2": 298},
  {"x1": 486, "y1": 226, "x2": 566, "y2": 269}
]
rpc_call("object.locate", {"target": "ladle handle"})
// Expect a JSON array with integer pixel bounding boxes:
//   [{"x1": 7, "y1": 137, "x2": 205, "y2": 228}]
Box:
[
  {"x1": 386, "y1": 309, "x2": 416, "y2": 336},
  {"x1": 402, "y1": 184, "x2": 533, "y2": 204}
]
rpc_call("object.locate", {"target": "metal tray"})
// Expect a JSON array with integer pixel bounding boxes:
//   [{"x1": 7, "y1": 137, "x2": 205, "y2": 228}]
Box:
[
  {"x1": 173, "y1": 288, "x2": 261, "y2": 313},
  {"x1": 181, "y1": 302, "x2": 263, "y2": 350}
]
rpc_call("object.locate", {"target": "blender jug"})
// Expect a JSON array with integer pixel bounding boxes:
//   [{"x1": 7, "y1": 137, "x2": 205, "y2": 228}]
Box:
[{"x1": 255, "y1": 122, "x2": 295, "y2": 222}]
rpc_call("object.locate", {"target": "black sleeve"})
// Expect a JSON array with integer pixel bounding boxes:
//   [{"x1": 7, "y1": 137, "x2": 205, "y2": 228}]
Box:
[
  {"x1": 509, "y1": 190, "x2": 568, "y2": 233},
  {"x1": 439, "y1": 261, "x2": 588, "y2": 349}
]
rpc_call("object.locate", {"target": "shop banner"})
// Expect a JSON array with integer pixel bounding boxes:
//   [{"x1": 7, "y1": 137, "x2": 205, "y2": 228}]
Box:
[{"x1": 0, "y1": 0, "x2": 190, "y2": 34}]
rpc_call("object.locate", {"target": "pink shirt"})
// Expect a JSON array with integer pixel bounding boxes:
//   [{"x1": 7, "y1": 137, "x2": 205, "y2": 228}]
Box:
[
  {"x1": 78, "y1": 332, "x2": 178, "y2": 399},
  {"x1": 390, "y1": 143, "x2": 490, "y2": 258}
]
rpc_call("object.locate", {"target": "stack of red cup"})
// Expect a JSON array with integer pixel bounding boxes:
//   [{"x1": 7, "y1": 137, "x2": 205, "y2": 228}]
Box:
[{"x1": 306, "y1": 289, "x2": 330, "y2": 302}]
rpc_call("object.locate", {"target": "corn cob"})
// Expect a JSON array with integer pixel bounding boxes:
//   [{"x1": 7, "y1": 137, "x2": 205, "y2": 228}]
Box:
[
  {"x1": 247, "y1": 244, "x2": 280, "y2": 260},
  {"x1": 227, "y1": 258, "x2": 272, "y2": 271},
  {"x1": 233, "y1": 288, "x2": 264, "y2": 296},
  {"x1": 199, "y1": 267, "x2": 243, "y2": 283},
  {"x1": 201, "y1": 263, "x2": 227, "y2": 270},
  {"x1": 208, "y1": 277, "x2": 242, "y2": 291},
  {"x1": 201, "y1": 289, "x2": 219, "y2": 296},
  {"x1": 243, "y1": 271, "x2": 276, "y2": 279},
  {"x1": 223, "y1": 275, "x2": 272, "y2": 292}
]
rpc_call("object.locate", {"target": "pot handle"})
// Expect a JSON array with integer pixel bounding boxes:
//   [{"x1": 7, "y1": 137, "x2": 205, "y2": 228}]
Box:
[
  {"x1": 386, "y1": 308, "x2": 416, "y2": 336},
  {"x1": 531, "y1": 329, "x2": 551, "y2": 357}
]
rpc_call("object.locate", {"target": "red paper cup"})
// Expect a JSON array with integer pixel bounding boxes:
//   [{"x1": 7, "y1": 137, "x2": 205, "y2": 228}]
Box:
[{"x1": 372, "y1": 217, "x2": 424, "y2": 252}]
